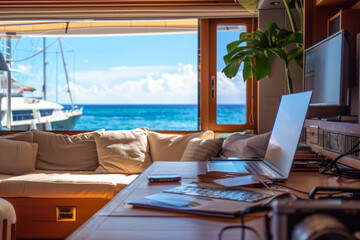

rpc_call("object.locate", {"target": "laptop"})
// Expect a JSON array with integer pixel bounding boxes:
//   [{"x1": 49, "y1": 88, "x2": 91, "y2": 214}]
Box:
[{"x1": 207, "y1": 91, "x2": 312, "y2": 181}]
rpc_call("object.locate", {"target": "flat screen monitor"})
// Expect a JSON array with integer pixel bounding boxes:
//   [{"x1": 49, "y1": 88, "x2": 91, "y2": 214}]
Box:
[{"x1": 304, "y1": 30, "x2": 350, "y2": 106}]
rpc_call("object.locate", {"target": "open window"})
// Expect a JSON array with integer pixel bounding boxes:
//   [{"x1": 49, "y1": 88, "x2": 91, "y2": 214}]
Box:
[{"x1": 200, "y1": 18, "x2": 258, "y2": 133}]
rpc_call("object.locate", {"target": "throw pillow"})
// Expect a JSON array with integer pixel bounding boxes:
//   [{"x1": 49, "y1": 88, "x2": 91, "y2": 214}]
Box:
[
  {"x1": 94, "y1": 128, "x2": 151, "y2": 174},
  {"x1": 180, "y1": 138, "x2": 224, "y2": 161},
  {"x1": 0, "y1": 139, "x2": 38, "y2": 175},
  {"x1": 2, "y1": 131, "x2": 33, "y2": 142},
  {"x1": 33, "y1": 129, "x2": 103, "y2": 171},
  {"x1": 220, "y1": 132, "x2": 271, "y2": 159},
  {"x1": 148, "y1": 130, "x2": 215, "y2": 162}
]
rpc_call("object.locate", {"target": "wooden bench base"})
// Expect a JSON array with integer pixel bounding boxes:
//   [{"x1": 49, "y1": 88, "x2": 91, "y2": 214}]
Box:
[{"x1": 4, "y1": 198, "x2": 109, "y2": 239}]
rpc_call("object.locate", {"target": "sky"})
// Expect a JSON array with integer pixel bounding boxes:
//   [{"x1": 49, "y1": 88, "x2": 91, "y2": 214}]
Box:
[{"x1": 4, "y1": 26, "x2": 246, "y2": 105}]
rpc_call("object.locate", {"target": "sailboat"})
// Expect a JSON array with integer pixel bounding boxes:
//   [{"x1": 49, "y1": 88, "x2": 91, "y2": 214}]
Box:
[{"x1": 0, "y1": 37, "x2": 83, "y2": 130}]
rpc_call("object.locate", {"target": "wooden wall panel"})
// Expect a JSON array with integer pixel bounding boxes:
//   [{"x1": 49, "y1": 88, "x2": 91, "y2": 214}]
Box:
[{"x1": 4, "y1": 197, "x2": 109, "y2": 239}]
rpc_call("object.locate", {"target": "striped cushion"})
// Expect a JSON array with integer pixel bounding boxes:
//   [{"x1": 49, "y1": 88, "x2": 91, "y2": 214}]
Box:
[{"x1": 180, "y1": 138, "x2": 224, "y2": 161}]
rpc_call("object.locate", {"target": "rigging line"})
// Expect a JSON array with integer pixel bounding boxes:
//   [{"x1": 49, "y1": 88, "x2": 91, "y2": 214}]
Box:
[
  {"x1": 11, "y1": 38, "x2": 21, "y2": 58},
  {"x1": 13, "y1": 38, "x2": 59, "y2": 62}
]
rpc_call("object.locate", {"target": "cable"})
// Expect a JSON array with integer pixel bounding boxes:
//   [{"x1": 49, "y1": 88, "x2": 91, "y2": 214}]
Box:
[
  {"x1": 320, "y1": 141, "x2": 360, "y2": 179},
  {"x1": 270, "y1": 182, "x2": 310, "y2": 195},
  {"x1": 218, "y1": 224, "x2": 261, "y2": 240},
  {"x1": 13, "y1": 38, "x2": 59, "y2": 62},
  {"x1": 321, "y1": 140, "x2": 360, "y2": 174}
]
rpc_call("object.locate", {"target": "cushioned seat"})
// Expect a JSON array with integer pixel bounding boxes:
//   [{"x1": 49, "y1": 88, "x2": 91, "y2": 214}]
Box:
[{"x1": 0, "y1": 171, "x2": 138, "y2": 199}]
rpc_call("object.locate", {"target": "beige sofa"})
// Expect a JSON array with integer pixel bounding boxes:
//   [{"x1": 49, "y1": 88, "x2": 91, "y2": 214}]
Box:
[{"x1": 0, "y1": 129, "x2": 224, "y2": 239}]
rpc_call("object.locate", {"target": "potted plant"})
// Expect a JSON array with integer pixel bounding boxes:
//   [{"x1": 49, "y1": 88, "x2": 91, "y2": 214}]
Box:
[{"x1": 222, "y1": 0, "x2": 303, "y2": 94}]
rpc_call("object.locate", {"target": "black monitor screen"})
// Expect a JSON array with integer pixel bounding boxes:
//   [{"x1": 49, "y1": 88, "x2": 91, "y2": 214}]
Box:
[{"x1": 304, "y1": 30, "x2": 349, "y2": 106}]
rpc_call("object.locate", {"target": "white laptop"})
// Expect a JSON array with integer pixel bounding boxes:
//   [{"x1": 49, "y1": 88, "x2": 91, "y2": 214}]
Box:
[{"x1": 207, "y1": 91, "x2": 312, "y2": 181}]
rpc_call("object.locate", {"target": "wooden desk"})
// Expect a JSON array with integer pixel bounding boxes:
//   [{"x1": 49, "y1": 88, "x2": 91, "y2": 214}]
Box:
[{"x1": 67, "y1": 162, "x2": 360, "y2": 240}]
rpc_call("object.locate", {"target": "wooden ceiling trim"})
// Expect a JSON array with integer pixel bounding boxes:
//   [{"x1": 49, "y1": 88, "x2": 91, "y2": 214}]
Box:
[
  {"x1": 0, "y1": 5, "x2": 254, "y2": 20},
  {"x1": 0, "y1": 0, "x2": 239, "y2": 7}
]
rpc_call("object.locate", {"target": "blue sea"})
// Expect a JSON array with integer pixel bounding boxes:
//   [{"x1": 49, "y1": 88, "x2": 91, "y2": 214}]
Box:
[{"x1": 64, "y1": 104, "x2": 246, "y2": 131}]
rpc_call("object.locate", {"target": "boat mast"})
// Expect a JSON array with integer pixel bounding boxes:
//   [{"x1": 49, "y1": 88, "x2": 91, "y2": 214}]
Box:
[
  {"x1": 6, "y1": 37, "x2": 11, "y2": 130},
  {"x1": 43, "y1": 37, "x2": 47, "y2": 100},
  {"x1": 58, "y1": 38, "x2": 74, "y2": 111}
]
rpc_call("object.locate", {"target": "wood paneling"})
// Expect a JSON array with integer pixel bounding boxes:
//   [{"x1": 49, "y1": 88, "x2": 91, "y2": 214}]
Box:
[
  {"x1": 4, "y1": 197, "x2": 109, "y2": 239},
  {"x1": 315, "y1": 0, "x2": 359, "y2": 8},
  {"x1": 0, "y1": 1, "x2": 256, "y2": 20}
]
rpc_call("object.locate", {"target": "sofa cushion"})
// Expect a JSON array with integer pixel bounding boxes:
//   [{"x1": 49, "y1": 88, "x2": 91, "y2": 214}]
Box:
[
  {"x1": 0, "y1": 170, "x2": 137, "y2": 199},
  {"x1": 95, "y1": 128, "x2": 151, "y2": 174},
  {"x1": 180, "y1": 137, "x2": 224, "y2": 161},
  {"x1": 2, "y1": 131, "x2": 33, "y2": 142},
  {"x1": 0, "y1": 139, "x2": 38, "y2": 175},
  {"x1": 220, "y1": 132, "x2": 271, "y2": 159},
  {"x1": 148, "y1": 131, "x2": 214, "y2": 162},
  {"x1": 33, "y1": 130, "x2": 102, "y2": 171}
]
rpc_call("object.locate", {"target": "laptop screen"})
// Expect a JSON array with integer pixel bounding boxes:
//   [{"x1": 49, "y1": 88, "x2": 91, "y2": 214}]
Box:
[{"x1": 264, "y1": 91, "x2": 312, "y2": 178}]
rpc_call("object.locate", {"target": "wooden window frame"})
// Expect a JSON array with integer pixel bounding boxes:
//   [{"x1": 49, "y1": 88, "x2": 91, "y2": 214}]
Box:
[{"x1": 200, "y1": 18, "x2": 258, "y2": 133}]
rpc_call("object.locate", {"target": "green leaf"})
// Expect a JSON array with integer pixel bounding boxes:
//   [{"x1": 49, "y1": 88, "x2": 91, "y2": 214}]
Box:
[
  {"x1": 287, "y1": 46, "x2": 302, "y2": 63},
  {"x1": 226, "y1": 40, "x2": 241, "y2": 52},
  {"x1": 240, "y1": 31, "x2": 253, "y2": 40},
  {"x1": 222, "y1": 60, "x2": 241, "y2": 78},
  {"x1": 243, "y1": 58, "x2": 254, "y2": 81},
  {"x1": 252, "y1": 29, "x2": 269, "y2": 47},
  {"x1": 295, "y1": 0, "x2": 303, "y2": 32},
  {"x1": 224, "y1": 46, "x2": 254, "y2": 63},
  {"x1": 283, "y1": 0, "x2": 297, "y2": 31},
  {"x1": 283, "y1": 32, "x2": 303, "y2": 46},
  {"x1": 294, "y1": 51, "x2": 303, "y2": 69},
  {"x1": 254, "y1": 52, "x2": 271, "y2": 80},
  {"x1": 269, "y1": 48, "x2": 287, "y2": 64}
]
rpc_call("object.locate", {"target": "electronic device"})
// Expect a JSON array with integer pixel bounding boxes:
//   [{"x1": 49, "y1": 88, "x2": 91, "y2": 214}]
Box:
[
  {"x1": 147, "y1": 174, "x2": 181, "y2": 183},
  {"x1": 127, "y1": 183, "x2": 274, "y2": 218},
  {"x1": 207, "y1": 91, "x2": 312, "y2": 181},
  {"x1": 304, "y1": 30, "x2": 350, "y2": 106},
  {"x1": 164, "y1": 184, "x2": 272, "y2": 203},
  {"x1": 272, "y1": 199, "x2": 360, "y2": 240}
]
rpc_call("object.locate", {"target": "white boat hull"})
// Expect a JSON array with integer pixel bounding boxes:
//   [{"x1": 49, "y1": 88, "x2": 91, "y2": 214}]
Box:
[{"x1": 1, "y1": 97, "x2": 83, "y2": 130}]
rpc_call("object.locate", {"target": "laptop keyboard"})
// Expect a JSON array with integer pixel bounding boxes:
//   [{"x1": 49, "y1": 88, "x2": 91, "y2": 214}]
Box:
[{"x1": 164, "y1": 184, "x2": 272, "y2": 203}]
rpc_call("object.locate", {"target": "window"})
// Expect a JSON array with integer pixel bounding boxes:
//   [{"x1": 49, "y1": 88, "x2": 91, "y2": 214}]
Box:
[
  {"x1": 40, "y1": 109, "x2": 54, "y2": 117},
  {"x1": 216, "y1": 24, "x2": 247, "y2": 125},
  {"x1": 1, "y1": 18, "x2": 257, "y2": 133},
  {"x1": 201, "y1": 18, "x2": 257, "y2": 132},
  {"x1": 13, "y1": 110, "x2": 34, "y2": 121},
  {"x1": 2, "y1": 20, "x2": 199, "y2": 131}
]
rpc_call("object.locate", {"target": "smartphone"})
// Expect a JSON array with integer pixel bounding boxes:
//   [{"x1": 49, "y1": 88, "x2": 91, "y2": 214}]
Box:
[{"x1": 147, "y1": 174, "x2": 181, "y2": 183}]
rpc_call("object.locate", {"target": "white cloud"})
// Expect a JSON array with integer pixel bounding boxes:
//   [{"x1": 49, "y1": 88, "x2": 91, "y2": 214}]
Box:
[
  {"x1": 217, "y1": 71, "x2": 246, "y2": 104},
  {"x1": 57, "y1": 64, "x2": 197, "y2": 104},
  {"x1": 70, "y1": 65, "x2": 177, "y2": 85},
  {"x1": 17, "y1": 64, "x2": 32, "y2": 75},
  {"x1": 51, "y1": 64, "x2": 247, "y2": 105}
]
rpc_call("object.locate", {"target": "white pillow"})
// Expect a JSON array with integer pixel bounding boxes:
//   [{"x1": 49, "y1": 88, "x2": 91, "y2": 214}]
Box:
[
  {"x1": 0, "y1": 139, "x2": 38, "y2": 175},
  {"x1": 33, "y1": 129, "x2": 102, "y2": 171},
  {"x1": 95, "y1": 128, "x2": 151, "y2": 174},
  {"x1": 147, "y1": 131, "x2": 214, "y2": 162},
  {"x1": 181, "y1": 138, "x2": 224, "y2": 161},
  {"x1": 220, "y1": 132, "x2": 271, "y2": 159}
]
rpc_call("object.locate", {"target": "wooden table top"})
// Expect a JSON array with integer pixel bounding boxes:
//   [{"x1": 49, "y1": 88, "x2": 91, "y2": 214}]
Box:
[{"x1": 67, "y1": 161, "x2": 360, "y2": 240}]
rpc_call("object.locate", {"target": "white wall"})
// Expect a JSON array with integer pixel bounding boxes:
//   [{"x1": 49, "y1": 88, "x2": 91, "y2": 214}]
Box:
[{"x1": 258, "y1": 8, "x2": 303, "y2": 133}]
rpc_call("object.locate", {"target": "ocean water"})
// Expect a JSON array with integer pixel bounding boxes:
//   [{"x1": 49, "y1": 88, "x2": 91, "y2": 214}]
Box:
[{"x1": 64, "y1": 104, "x2": 246, "y2": 131}]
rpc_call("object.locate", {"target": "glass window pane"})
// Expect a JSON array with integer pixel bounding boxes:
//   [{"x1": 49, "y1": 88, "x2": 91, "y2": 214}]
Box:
[
  {"x1": 2, "y1": 20, "x2": 198, "y2": 131},
  {"x1": 216, "y1": 24, "x2": 247, "y2": 125}
]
